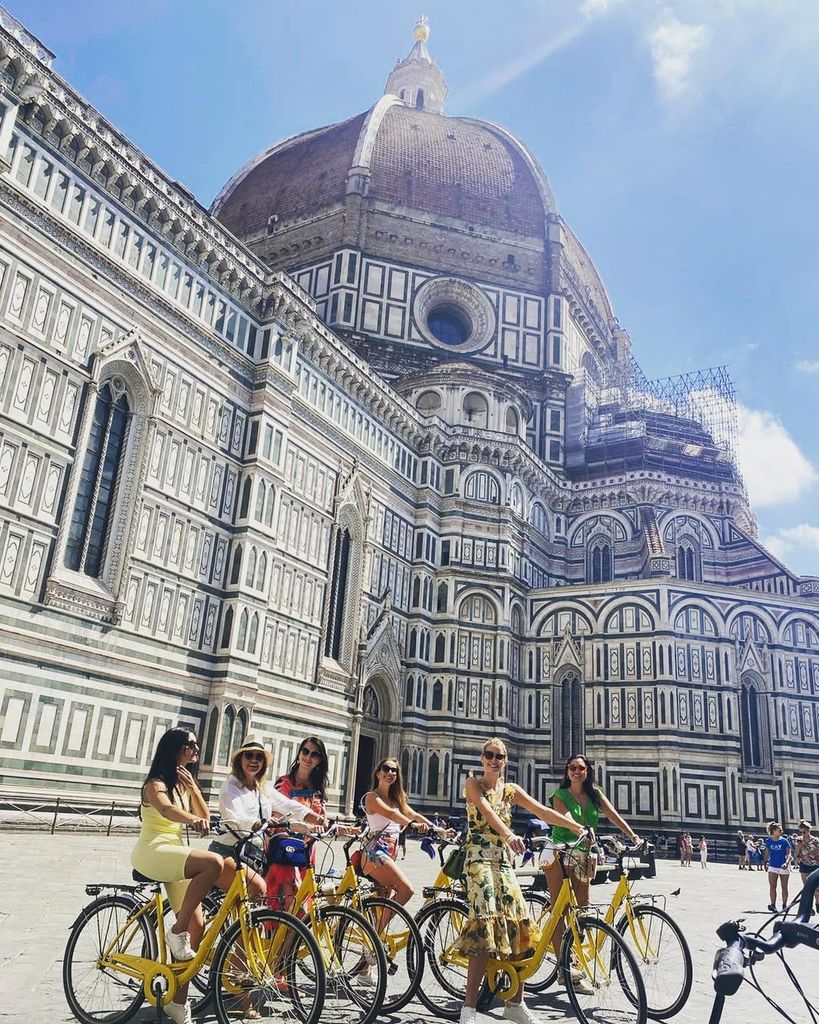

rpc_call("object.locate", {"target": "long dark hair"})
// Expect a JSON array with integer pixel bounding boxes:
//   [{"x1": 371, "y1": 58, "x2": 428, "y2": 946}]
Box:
[
  {"x1": 143, "y1": 726, "x2": 194, "y2": 803},
  {"x1": 287, "y1": 736, "x2": 329, "y2": 799},
  {"x1": 560, "y1": 753, "x2": 601, "y2": 807},
  {"x1": 370, "y1": 756, "x2": 410, "y2": 816}
]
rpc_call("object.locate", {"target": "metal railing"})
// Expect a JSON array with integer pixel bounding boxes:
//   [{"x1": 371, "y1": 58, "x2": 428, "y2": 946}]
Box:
[{"x1": 0, "y1": 796, "x2": 140, "y2": 835}]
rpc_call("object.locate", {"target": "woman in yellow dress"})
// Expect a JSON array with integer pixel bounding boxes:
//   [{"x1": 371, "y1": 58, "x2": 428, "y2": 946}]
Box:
[
  {"x1": 131, "y1": 727, "x2": 223, "y2": 1024},
  {"x1": 456, "y1": 738, "x2": 585, "y2": 1024}
]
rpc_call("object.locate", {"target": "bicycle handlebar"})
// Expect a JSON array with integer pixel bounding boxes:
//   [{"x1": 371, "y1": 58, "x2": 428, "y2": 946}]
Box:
[{"x1": 711, "y1": 866, "x2": 819, "y2": 997}]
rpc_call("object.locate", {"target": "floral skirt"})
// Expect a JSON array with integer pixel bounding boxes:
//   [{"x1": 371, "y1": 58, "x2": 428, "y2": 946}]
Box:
[{"x1": 453, "y1": 846, "x2": 540, "y2": 959}]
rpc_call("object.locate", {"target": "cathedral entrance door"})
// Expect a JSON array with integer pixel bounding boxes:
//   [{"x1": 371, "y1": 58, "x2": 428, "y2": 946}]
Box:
[{"x1": 354, "y1": 734, "x2": 376, "y2": 813}]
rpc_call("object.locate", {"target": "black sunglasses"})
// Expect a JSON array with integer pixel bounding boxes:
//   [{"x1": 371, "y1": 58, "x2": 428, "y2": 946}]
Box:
[
  {"x1": 185, "y1": 741, "x2": 200, "y2": 751},
  {"x1": 483, "y1": 751, "x2": 506, "y2": 762},
  {"x1": 300, "y1": 746, "x2": 322, "y2": 760},
  {"x1": 380, "y1": 765, "x2": 399, "y2": 775}
]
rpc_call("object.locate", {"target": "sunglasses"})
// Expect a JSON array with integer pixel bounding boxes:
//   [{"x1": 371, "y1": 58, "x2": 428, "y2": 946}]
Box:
[
  {"x1": 300, "y1": 747, "x2": 322, "y2": 760},
  {"x1": 483, "y1": 751, "x2": 506, "y2": 762},
  {"x1": 184, "y1": 741, "x2": 200, "y2": 751},
  {"x1": 242, "y1": 751, "x2": 264, "y2": 760},
  {"x1": 380, "y1": 765, "x2": 399, "y2": 775},
  {"x1": 568, "y1": 764, "x2": 588, "y2": 772}
]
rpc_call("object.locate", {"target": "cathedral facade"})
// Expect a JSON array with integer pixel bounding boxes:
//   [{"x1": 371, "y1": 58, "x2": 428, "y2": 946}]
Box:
[{"x1": 0, "y1": 11, "x2": 816, "y2": 837}]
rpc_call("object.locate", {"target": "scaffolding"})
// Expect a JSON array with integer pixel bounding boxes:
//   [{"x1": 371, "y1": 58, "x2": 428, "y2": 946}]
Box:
[{"x1": 570, "y1": 358, "x2": 740, "y2": 483}]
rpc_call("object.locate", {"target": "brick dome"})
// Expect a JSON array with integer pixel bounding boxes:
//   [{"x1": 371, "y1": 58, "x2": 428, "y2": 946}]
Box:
[{"x1": 211, "y1": 100, "x2": 555, "y2": 245}]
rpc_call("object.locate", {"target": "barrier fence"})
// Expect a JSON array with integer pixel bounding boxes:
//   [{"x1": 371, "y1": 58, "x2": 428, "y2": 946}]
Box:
[{"x1": 0, "y1": 797, "x2": 140, "y2": 835}]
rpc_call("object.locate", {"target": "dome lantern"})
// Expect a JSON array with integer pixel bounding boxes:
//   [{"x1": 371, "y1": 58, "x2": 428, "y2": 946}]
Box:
[{"x1": 384, "y1": 15, "x2": 448, "y2": 114}]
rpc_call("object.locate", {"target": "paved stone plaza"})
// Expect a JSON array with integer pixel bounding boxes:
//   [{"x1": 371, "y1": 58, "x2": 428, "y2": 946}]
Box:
[{"x1": 1, "y1": 831, "x2": 815, "y2": 1022}]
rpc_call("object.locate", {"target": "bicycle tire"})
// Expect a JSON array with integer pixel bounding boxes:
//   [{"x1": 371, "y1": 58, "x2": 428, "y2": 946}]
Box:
[
  {"x1": 63, "y1": 893, "x2": 156, "y2": 1024},
  {"x1": 361, "y1": 895, "x2": 424, "y2": 1013},
  {"x1": 210, "y1": 907, "x2": 325, "y2": 1024},
  {"x1": 188, "y1": 890, "x2": 227, "y2": 1016},
  {"x1": 414, "y1": 897, "x2": 471, "y2": 1019},
  {"x1": 316, "y1": 903, "x2": 387, "y2": 1024},
  {"x1": 616, "y1": 904, "x2": 693, "y2": 1019},
  {"x1": 560, "y1": 914, "x2": 648, "y2": 1024}
]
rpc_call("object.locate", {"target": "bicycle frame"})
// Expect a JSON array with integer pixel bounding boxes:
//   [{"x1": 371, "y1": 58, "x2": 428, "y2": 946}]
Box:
[{"x1": 97, "y1": 853, "x2": 284, "y2": 1006}]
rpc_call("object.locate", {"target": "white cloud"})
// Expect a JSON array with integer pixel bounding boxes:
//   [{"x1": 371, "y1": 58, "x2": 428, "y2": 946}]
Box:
[
  {"x1": 648, "y1": 15, "x2": 711, "y2": 100},
  {"x1": 737, "y1": 405, "x2": 817, "y2": 507},
  {"x1": 796, "y1": 359, "x2": 819, "y2": 373},
  {"x1": 762, "y1": 524, "x2": 819, "y2": 570}
]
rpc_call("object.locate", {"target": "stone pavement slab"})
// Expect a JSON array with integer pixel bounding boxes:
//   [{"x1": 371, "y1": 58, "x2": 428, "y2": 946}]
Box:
[{"x1": 0, "y1": 832, "x2": 815, "y2": 1022}]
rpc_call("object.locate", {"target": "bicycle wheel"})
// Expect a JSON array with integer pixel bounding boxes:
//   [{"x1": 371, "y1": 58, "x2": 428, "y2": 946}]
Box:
[
  {"x1": 211, "y1": 908, "x2": 324, "y2": 1024},
  {"x1": 414, "y1": 898, "x2": 470, "y2": 1020},
  {"x1": 361, "y1": 895, "x2": 424, "y2": 1013},
  {"x1": 616, "y1": 905, "x2": 692, "y2": 1019},
  {"x1": 520, "y1": 890, "x2": 559, "y2": 993},
  {"x1": 561, "y1": 915, "x2": 647, "y2": 1024},
  {"x1": 63, "y1": 894, "x2": 155, "y2": 1024},
  {"x1": 188, "y1": 890, "x2": 229, "y2": 1017},
  {"x1": 315, "y1": 904, "x2": 387, "y2": 1024}
]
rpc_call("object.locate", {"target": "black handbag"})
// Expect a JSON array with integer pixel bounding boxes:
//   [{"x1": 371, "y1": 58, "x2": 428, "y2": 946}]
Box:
[{"x1": 442, "y1": 845, "x2": 466, "y2": 880}]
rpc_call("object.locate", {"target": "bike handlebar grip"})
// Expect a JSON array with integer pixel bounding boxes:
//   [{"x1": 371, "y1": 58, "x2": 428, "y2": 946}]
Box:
[{"x1": 712, "y1": 943, "x2": 745, "y2": 996}]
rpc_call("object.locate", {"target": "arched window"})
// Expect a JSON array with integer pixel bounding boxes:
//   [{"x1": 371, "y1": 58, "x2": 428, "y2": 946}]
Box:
[
  {"x1": 530, "y1": 502, "x2": 549, "y2": 536},
  {"x1": 676, "y1": 540, "x2": 701, "y2": 581},
  {"x1": 432, "y1": 680, "x2": 443, "y2": 710},
  {"x1": 219, "y1": 705, "x2": 235, "y2": 765},
  {"x1": 428, "y1": 752, "x2": 439, "y2": 795},
  {"x1": 65, "y1": 378, "x2": 131, "y2": 576},
  {"x1": 264, "y1": 486, "x2": 276, "y2": 527},
  {"x1": 444, "y1": 752, "x2": 450, "y2": 795},
  {"x1": 505, "y1": 407, "x2": 519, "y2": 434},
  {"x1": 236, "y1": 707, "x2": 249, "y2": 742},
  {"x1": 437, "y1": 582, "x2": 448, "y2": 612},
  {"x1": 409, "y1": 629, "x2": 418, "y2": 658},
  {"x1": 417, "y1": 390, "x2": 442, "y2": 414},
  {"x1": 257, "y1": 552, "x2": 268, "y2": 589},
  {"x1": 237, "y1": 608, "x2": 249, "y2": 649},
  {"x1": 405, "y1": 675, "x2": 414, "y2": 706},
  {"x1": 203, "y1": 708, "x2": 218, "y2": 764},
  {"x1": 412, "y1": 577, "x2": 421, "y2": 607},
  {"x1": 325, "y1": 527, "x2": 351, "y2": 660},
  {"x1": 230, "y1": 545, "x2": 242, "y2": 585},
  {"x1": 462, "y1": 392, "x2": 488, "y2": 429},
  {"x1": 248, "y1": 612, "x2": 259, "y2": 653},
  {"x1": 239, "y1": 477, "x2": 251, "y2": 519},
  {"x1": 416, "y1": 89, "x2": 425, "y2": 110},
  {"x1": 554, "y1": 673, "x2": 583, "y2": 762},
  {"x1": 448, "y1": 680, "x2": 453, "y2": 710},
  {"x1": 740, "y1": 675, "x2": 771, "y2": 772},
  {"x1": 434, "y1": 634, "x2": 446, "y2": 663},
  {"x1": 401, "y1": 749, "x2": 409, "y2": 780},
  {"x1": 464, "y1": 469, "x2": 499, "y2": 503},
  {"x1": 255, "y1": 480, "x2": 266, "y2": 521},
  {"x1": 245, "y1": 546, "x2": 257, "y2": 587},
  {"x1": 589, "y1": 541, "x2": 613, "y2": 583},
  {"x1": 220, "y1": 606, "x2": 234, "y2": 648}
]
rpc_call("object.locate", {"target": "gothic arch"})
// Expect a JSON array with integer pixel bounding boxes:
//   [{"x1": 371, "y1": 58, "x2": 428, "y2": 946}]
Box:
[
  {"x1": 324, "y1": 486, "x2": 366, "y2": 670},
  {"x1": 553, "y1": 667, "x2": 584, "y2": 764},
  {"x1": 567, "y1": 509, "x2": 634, "y2": 547},
  {"x1": 739, "y1": 671, "x2": 772, "y2": 774},
  {"x1": 726, "y1": 607, "x2": 776, "y2": 644},
  {"x1": 533, "y1": 600, "x2": 594, "y2": 637},
  {"x1": 658, "y1": 509, "x2": 720, "y2": 550}
]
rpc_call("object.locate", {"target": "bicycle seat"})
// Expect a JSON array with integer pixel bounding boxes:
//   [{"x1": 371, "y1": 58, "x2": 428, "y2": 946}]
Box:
[{"x1": 132, "y1": 868, "x2": 160, "y2": 883}]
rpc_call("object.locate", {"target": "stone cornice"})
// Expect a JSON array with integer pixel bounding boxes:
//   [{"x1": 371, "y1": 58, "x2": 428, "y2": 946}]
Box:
[{"x1": 0, "y1": 21, "x2": 271, "y2": 307}]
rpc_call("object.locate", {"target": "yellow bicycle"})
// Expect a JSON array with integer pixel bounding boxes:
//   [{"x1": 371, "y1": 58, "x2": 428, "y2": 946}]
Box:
[
  {"x1": 62, "y1": 824, "x2": 325, "y2": 1024},
  {"x1": 523, "y1": 837, "x2": 692, "y2": 1019},
  {"x1": 415, "y1": 836, "x2": 648, "y2": 1024}
]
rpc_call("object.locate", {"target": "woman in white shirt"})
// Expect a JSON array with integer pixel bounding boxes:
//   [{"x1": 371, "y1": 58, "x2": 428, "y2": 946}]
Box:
[{"x1": 210, "y1": 736, "x2": 323, "y2": 897}]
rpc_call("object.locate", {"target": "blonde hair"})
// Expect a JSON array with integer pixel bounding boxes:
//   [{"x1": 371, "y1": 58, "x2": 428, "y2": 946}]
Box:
[{"x1": 482, "y1": 736, "x2": 508, "y2": 757}]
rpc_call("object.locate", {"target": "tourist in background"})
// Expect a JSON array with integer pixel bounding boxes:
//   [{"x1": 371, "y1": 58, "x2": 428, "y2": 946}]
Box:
[
  {"x1": 736, "y1": 830, "x2": 747, "y2": 869},
  {"x1": 763, "y1": 821, "x2": 793, "y2": 912},
  {"x1": 795, "y1": 819, "x2": 819, "y2": 911}
]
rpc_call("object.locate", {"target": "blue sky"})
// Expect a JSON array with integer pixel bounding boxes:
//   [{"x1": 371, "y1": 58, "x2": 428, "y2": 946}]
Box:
[{"x1": 15, "y1": 0, "x2": 819, "y2": 575}]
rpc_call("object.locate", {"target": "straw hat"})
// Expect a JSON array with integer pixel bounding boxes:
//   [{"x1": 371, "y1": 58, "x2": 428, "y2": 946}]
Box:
[{"x1": 230, "y1": 735, "x2": 272, "y2": 771}]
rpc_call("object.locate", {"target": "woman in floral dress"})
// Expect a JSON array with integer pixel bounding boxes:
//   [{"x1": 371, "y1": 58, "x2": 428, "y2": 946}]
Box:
[{"x1": 456, "y1": 738, "x2": 586, "y2": 1024}]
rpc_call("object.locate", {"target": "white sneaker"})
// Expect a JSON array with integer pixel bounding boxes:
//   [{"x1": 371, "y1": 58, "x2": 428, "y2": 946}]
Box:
[
  {"x1": 503, "y1": 1003, "x2": 538, "y2": 1024},
  {"x1": 459, "y1": 1008, "x2": 477, "y2": 1024},
  {"x1": 166, "y1": 929, "x2": 196, "y2": 961},
  {"x1": 566, "y1": 972, "x2": 595, "y2": 995},
  {"x1": 164, "y1": 1001, "x2": 192, "y2": 1024}
]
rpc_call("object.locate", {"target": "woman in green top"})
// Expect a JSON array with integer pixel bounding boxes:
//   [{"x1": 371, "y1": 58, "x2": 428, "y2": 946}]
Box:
[{"x1": 543, "y1": 753, "x2": 640, "y2": 985}]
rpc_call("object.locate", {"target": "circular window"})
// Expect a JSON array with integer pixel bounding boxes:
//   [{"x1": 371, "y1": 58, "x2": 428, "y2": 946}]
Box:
[
  {"x1": 414, "y1": 277, "x2": 496, "y2": 354},
  {"x1": 417, "y1": 390, "x2": 442, "y2": 413},
  {"x1": 427, "y1": 305, "x2": 471, "y2": 346}
]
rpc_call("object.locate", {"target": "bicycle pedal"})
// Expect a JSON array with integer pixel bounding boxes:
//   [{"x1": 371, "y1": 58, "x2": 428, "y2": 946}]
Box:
[{"x1": 387, "y1": 962, "x2": 398, "y2": 975}]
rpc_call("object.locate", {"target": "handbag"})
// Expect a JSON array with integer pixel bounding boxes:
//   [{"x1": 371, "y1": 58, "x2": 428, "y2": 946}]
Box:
[
  {"x1": 442, "y1": 845, "x2": 466, "y2": 880},
  {"x1": 566, "y1": 847, "x2": 599, "y2": 883},
  {"x1": 265, "y1": 833, "x2": 311, "y2": 870}
]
